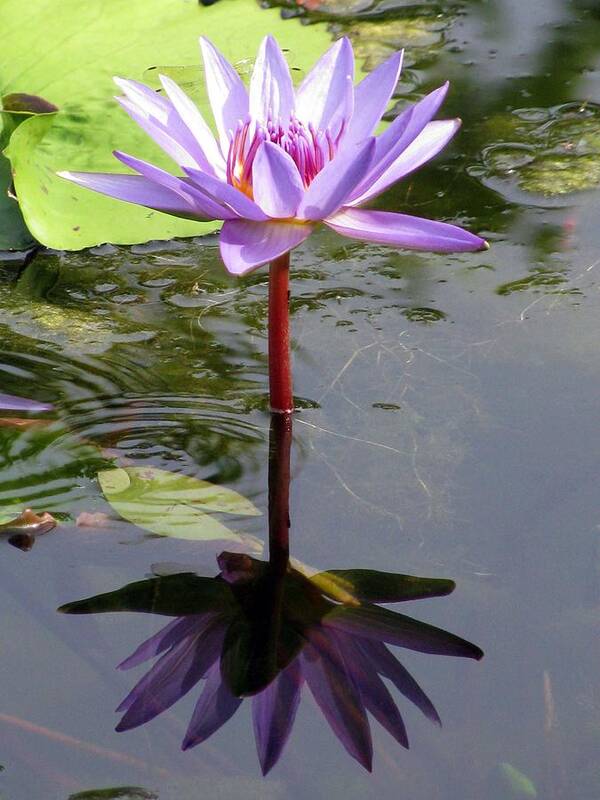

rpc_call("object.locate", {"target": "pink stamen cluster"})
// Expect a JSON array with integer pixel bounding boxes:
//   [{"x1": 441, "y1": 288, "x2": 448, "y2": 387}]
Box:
[{"x1": 226, "y1": 114, "x2": 341, "y2": 198}]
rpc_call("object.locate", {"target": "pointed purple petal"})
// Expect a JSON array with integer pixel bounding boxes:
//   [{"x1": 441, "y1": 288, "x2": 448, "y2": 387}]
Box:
[
  {"x1": 116, "y1": 619, "x2": 224, "y2": 729},
  {"x1": 350, "y1": 83, "x2": 449, "y2": 203},
  {"x1": 356, "y1": 638, "x2": 441, "y2": 725},
  {"x1": 252, "y1": 660, "x2": 303, "y2": 775},
  {"x1": 219, "y1": 219, "x2": 314, "y2": 276},
  {"x1": 250, "y1": 36, "x2": 294, "y2": 127},
  {"x1": 199, "y1": 37, "x2": 249, "y2": 155},
  {"x1": 297, "y1": 138, "x2": 375, "y2": 221},
  {"x1": 322, "y1": 604, "x2": 485, "y2": 659},
  {"x1": 57, "y1": 170, "x2": 216, "y2": 221},
  {"x1": 252, "y1": 142, "x2": 304, "y2": 218},
  {"x1": 0, "y1": 394, "x2": 52, "y2": 412},
  {"x1": 326, "y1": 208, "x2": 488, "y2": 253},
  {"x1": 351, "y1": 119, "x2": 461, "y2": 205},
  {"x1": 112, "y1": 151, "x2": 234, "y2": 219},
  {"x1": 331, "y1": 631, "x2": 408, "y2": 747},
  {"x1": 158, "y1": 74, "x2": 225, "y2": 176},
  {"x1": 342, "y1": 51, "x2": 404, "y2": 149},
  {"x1": 115, "y1": 83, "x2": 218, "y2": 175},
  {"x1": 117, "y1": 614, "x2": 213, "y2": 671},
  {"x1": 183, "y1": 166, "x2": 268, "y2": 221},
  {"x1": 182, "y1": 661, "x2": 242, "y2": 749},
  {"x1": 301, "y1": 629, "x2": 373, "y2": 771},
  {"x1": 296, "y1": 38, "x2": 355, "y2": 139}
]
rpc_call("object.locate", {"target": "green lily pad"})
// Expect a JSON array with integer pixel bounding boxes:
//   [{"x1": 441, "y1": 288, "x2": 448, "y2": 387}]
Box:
[
  {"x1": 0, "y1": 0, "x2": 331, "y2": 250},
  {"x1": 98, "y1": 466, "x2": 260, "y2": 542},
  {"x1": 0, "y1": 93, "x2": 56, "y2": 250}
]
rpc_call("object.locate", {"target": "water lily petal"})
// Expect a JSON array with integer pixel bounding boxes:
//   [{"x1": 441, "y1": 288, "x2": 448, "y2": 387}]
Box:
[
  {"x1": 357, "y1": 638, "x2": 441, "y2": 725},
  {"x1": 0, "y1": 394, "x2": 52, "y2": 412},
  {"x1": 199, "y1": 36, "x2": 249, "y2": 155},
  {"x1": 351, "y1": 83, "x2": 450, "y2": 203},
  {"x1": 115, "y1": 81, "x2": 218, "y2": 175},
  {"x1": 326, "y1": 208, "x2": 488, "y2": 253},
  {"x1": 113, "y1": 151, "x2": 235, "y2": 219},
  {"x1": 302, "y1": 629, "x2": 373, "y2": 771},
  {"x1": 219, "y1": 220, "x2": 314, "y2": 275},
  {"x1": 158, "y1": 74, "x2": 225, "y2": 177},
  {"x1": 117, "y1": 615, "x2": 213, "y2": 671},
  {"x1": 183, "y1": 166, "x2": 268, "y2": 221},
  {"x1": 252, "y1": 142, "x2": 304, "y2": 218},
  {"x1": 182, "y1": 661, "x2": 243, "y2": 749},
  {"x1": 250, "y1": 35, "x2": 295, "y2": 127},
  {"x1": 342, "y1": 50, "x2": 404, "y2": 149},
  {"x1": 296, "y1": 38, "x2": 354, "y2": 139},
  {"x1": 252, "y1": 660, "x2": 303, "y2": 775},
  {"x1": 116, "y1": 619, "x2": 225, "y2": 729},
  {"x1": 297, "y1": 138, "x2": 375, "y2": 221},
  {"x1": 58, "y1": 170, "x2": 217, "y2": 221},
  {"x1": 350, "y1": 119, "x2": 461, "y2": 205}
]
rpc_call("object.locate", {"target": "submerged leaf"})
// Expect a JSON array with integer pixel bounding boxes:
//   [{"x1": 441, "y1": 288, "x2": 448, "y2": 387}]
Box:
[{"x1": 98, "y1": 466, "x2": 259, "y2": 542}]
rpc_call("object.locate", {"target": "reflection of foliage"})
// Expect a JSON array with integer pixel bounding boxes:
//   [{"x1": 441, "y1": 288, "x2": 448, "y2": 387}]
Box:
[
  {"x1": 337, "y1": 14, "x2": 453, "y2": 73},
  {"x1": 0, "y1": 422, "x2": 111, "y2": 514},
  {"x1": 495, "y1": 270, "x2": 570, "y2": 296},
  {"x1": 61, "y1": 555, "x2": 481, "y2": 774},
  {"x1": 68, "y1": 789, "x2": 157, "y2": 800},
  {"x1": 473, "y1": 103, "x2": 600, "y2": 198}
]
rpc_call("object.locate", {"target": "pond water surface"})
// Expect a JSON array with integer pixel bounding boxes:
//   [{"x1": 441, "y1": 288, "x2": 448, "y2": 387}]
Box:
[{"x1": 2, "y1": 1, "x2": 600, "y2": 798}]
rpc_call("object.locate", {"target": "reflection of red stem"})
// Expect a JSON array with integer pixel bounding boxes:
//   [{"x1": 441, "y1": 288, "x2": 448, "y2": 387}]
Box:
[
  {"x1": 268, "y1": 253, "x2": 293, "y2": 414},
  {"x1": 268, "y1": 413, "x2": 292, "y2": 571}
]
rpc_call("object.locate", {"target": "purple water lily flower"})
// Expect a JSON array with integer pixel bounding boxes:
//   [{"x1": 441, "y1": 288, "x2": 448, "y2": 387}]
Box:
[
  {"x1": 0, "y1": 393, "x2": 53, "y2": 412},
  {"x1": 58, "y1": 36, "x2": 487, "y2": 276}
]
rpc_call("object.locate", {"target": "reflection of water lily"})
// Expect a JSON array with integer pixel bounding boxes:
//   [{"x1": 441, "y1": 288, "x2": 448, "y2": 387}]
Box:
[
  {"x1": 59, "y1": 36, "x2": 487, "y2": 276},
  {"x1": 0, "y1": 393, "x2": 52, "y2": 412},
  {"x1": 61, "y1": 554, "x2": 482, "y2": 774}
]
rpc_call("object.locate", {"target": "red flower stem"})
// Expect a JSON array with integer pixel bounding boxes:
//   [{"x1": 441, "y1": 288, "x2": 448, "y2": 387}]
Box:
[
  {"x1": 268, "y1": 412, "x2": 292, "y2": 572},
  {"x1": 268, "y1": 252, "x2": 293, "y2": 414}
]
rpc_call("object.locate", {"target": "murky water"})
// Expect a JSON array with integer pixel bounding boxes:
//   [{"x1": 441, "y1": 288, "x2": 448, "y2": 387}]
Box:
[{"x1": 2, "y1": 1, "x2": 600, "y2": 798}]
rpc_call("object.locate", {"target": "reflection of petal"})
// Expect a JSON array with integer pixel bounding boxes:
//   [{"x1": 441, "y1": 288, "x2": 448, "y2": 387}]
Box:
[
  {"x1": 323, "y1": 604, "x2": 484, "y2": 659},
  {"x1": 252, "y1": 659, "x2": 304, "y2": 775},
  {"x1": 0, "y1": 393, "x2": 52, "y2": 412},
  {"x1": 357, "y1": 638, "x2": 441, "y2": 725},
  {"x1": 331, "y1": 630, "x2": 408, "y2": 748},
  {"x1": 183, "y1": 661, "x2": 243, "y2": 749},
  {"x1": 118, "y1": 614, "x2": 214, "y2": 670},
  {"x1": 302, "y1": 627, "x2": 373, "y2": 771},
  {"x1": 116, "y1": 618, "x2": 224, "y2": 729}
]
